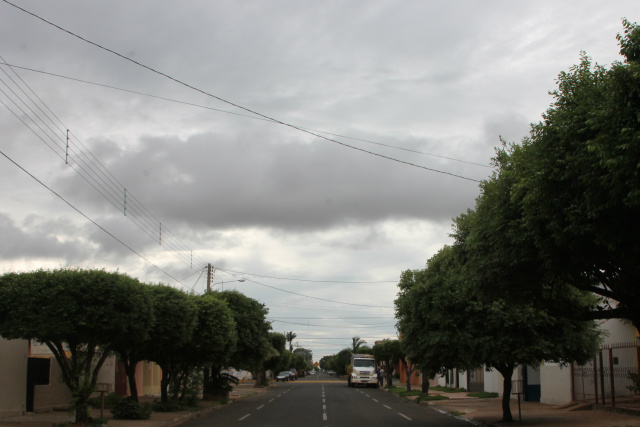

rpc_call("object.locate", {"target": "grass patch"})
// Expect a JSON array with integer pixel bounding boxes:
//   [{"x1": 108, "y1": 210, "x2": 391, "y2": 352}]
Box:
[
  {"x1": 430, "y1": 386, "x2": 466, "y2": 393},
  {"x1": 388, "y1": 387, "x2": 407, "y2": 394},
  {"x1": 450, "y1": 410, "x2": 466, "y2": 417},
  {"x1": 467, "y1": 392, "x2": 499, "y2": 398},
  {"x1": 417, "y1": 394, "x2": 450, "y2": 402}
]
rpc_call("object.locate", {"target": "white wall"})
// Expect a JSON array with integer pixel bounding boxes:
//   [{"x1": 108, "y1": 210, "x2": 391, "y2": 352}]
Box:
[
  {"x1": 600, "y1": 319, "x2": 637, "y2": 345},
  {"x1": 0, "y1": 338, "x2": 28, "y2": 417},
  {"x1": 540, "y1": 363, "x2": 572, "y2": 405}
]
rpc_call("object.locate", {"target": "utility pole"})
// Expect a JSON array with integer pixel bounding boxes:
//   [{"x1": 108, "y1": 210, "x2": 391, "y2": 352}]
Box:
[{"x1": 206, "y1": 263, "x2": 212, "y2": 293}]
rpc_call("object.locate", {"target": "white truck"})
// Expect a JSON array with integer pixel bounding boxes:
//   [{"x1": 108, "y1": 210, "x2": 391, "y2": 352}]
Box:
[{"x1": 347, "y1": 354, "x2": 378, "y2": 388}]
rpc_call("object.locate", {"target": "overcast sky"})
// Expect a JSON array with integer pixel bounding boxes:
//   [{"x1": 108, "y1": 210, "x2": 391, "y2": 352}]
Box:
[{"x1": 1, "y1": 1, "x2": 636, "y2": 360}]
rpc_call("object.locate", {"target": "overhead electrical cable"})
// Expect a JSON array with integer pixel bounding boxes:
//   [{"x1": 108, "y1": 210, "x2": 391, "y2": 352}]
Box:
[
  {"x1": 218, "y1": 270, "x2": 393, "y2": 309},
  {"x1": 0, "y1": 62, "x2": 492, "y2": 169},
  {"x1": 216, "y1": 267, "x2": 397, "y2": 283},
  {"x1": 2, "y1": 0, "x2": 482, "y2": 183},
  {"x1": 0, "y1": 148, "x2": 183, "y2": 285},
  {"x1": 0, "y1": 56, "x2": 207, "y2": 271}
]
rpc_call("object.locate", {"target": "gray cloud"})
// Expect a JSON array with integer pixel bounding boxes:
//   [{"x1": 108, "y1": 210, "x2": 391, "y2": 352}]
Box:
[{"x1": 1, "y1": 0, "x2": 636, "y2": 358}]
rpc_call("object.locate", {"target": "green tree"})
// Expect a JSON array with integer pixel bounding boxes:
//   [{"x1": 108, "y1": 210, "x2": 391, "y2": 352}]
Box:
[
  {"x1": 372, "y1": 339, "x2": 401, "y2": 388},
  {"x1": 141, "y1": 284, "x2": 197, "y2": 403},
  {"x1": 213, "y1": 291, "x2": 271, "y2": 386},
  {"x1": 395, "y1": 256, "x2": 473, "y2": 394},
  {"x1": 175, "y1": 293, "x2": 236, "y2": 400},
  {"x1": 330, "y1": 348, "x2": 352, "y2": 376},
  {"x1": 263, "y1": 332, "x2": 287, "y2": 377},
  {"x1": 354, "y1": 345, "x2": 373, "y2": 355},
  {"x1": 215, "y1": 291, "x2": 271, "y2": 369},
  {"x1": 351, "y1": 336, "x2": 367, "y2": 352},
  {"x1": 397, "y1": 244, "x2": 601, "y2": 421},
  {"x1": 111, "y1": 283, "x2": 154, "y2": 403},
  {"x1": 293, "y1": 347, "x2": 313, "y2": 366},
  {"x1": 0, "y1": 268, "x2": 151, "y2": 426},
  {"x1": 504, "y1": 20, "x2": 640, "y2": 329},
  {"x1": 285, "y1": 331, "x2": 297, "y2": 352},
  {"x1": 319, "y1": 355, "x2": 333, "y2": 371}
]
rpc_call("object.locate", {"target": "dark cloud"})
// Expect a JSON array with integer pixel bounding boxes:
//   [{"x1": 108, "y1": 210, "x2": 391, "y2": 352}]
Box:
[{"x1": 1, "y1": 0, "x2": 637, "y2": 358}]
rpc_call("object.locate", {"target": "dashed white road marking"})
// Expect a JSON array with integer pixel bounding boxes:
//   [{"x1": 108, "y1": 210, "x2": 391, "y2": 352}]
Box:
[
  {"x1": 239, "y1": 414, "x2": 251, "y2": 421},
  {"x1": 256, "y1": 405, "x2": 264, "y2": 410},
  {"x1": 398, "y1": 413, "x2": 412, "y2": 421},
  {"x1": 383, "y1": 404, "x2": 392, "y2": 410}
]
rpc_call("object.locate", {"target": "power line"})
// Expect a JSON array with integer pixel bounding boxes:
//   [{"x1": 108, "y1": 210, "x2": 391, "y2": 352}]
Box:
[
  {"x1": 216, "y1": 267, "x2": 397, "y2": 284},
  {"x1": 0, "y1": 147, "x2": 183, "y2": 285},
  {"x1": 218, "y1": 269, "x2": 393, "y2": 309},
  {"x1": 0, "y1": 62, "x2": 492, "y2": 170},
  {"x1": 2, "y1": 0, "x2": 482, "y2": 183},
  {"x1": 0, "y1": 57, "x2": 208, "y2": 272}
]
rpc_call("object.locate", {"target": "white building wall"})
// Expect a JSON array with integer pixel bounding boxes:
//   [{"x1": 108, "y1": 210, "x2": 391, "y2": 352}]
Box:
[
  {"x1": 484, "y1": 368, "x2": 504, "y2": 395},
  {"x1": 540, "y1": 363, "x2": 572, "y2": 405},
  {"x1": 600, "y1": 319, "x2": 637, "y2": 345},
  {"x1": 0, "y1": 338, "x2": 28, "y2": 417}
]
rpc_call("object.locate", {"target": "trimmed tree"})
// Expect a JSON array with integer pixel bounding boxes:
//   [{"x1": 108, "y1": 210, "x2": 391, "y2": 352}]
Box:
[
  {"x1": 209, "y1": 290, "x2": 271, "y2": 389},
  {"x1": 0, "y1": 268, "x2": 151, "y2": 426},
  {"x1": 141, "y1": 284, "x2": 197, "y2": 403}
]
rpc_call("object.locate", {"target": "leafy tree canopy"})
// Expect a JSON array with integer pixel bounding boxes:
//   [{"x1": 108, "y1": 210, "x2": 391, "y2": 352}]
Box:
[
  {"x1": 501, "y1": 19, "x2": 640, "y2": 328},
  {"x1": 214, "y1": 290, "x2": 272, "y2": 371},
  {"x1": 0, "y1": 268, "x2": 151, "y2": 425}
]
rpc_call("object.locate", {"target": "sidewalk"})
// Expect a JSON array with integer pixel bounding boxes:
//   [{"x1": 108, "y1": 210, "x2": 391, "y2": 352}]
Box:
[
  {"x1": 391, "y1": 387, "x2": 640, "y2": 427},
  {"x1": 0, "y1": 383, "x2": 267, "y2": 427}
]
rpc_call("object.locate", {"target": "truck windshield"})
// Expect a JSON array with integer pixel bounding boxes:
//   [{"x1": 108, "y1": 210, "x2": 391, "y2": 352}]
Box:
[{"x1": 354, "y1": 359, "x2": 375, "y2": 368}]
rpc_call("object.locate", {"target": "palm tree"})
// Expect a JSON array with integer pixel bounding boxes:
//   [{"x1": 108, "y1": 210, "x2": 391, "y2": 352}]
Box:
[
  {"x1": 285, "y1": 331, "x2": 297, "y2": 352},
  {"x1": 352, "y1": 336, "x2": 367, "y2": 352}
]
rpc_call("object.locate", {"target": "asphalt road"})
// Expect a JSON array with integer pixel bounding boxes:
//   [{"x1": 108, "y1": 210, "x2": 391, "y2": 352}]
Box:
[{"x1": 182, "y1": 374, "x2": 471, "y2": 427}]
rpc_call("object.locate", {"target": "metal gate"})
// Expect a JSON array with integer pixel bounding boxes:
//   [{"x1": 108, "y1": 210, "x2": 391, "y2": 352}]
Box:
[{"x1": 573, "y1": 341, "x2": 639, "y2": 407}]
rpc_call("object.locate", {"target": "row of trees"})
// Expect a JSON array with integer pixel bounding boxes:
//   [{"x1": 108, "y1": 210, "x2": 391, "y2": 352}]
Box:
[
  {"x1": 395, "y1": 20, "x2": 640, "y2": 422},
  {"x1": 319, "y1": 336, "x2": 371, "y2": 375},
  {"x1": 265, "y1": 331, "x2": 314, "y2": 375},
  {"x1": 0, "y1": 268, "x2": 273, "y2": 426}
]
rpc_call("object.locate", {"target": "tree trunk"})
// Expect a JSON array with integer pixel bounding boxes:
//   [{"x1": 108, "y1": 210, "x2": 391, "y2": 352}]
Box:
[
  {"x1": 123, "y1": 359, "x2": 139, "y2": 402},
  {"x1": 421, "y1": 374, "x2": 430, "y2": 394},
  {"x1": 496, "y1": 364, "x2": 514, "y2": 422},
  {"x1": 160, "y1": 368, "x2": 170, "y2": 402},
  {"x1": 75, "y1": 402, "x2": 90, "y2": 426},
  {"x1": 401, "y1": 359, "x2": 414, "y2": 391}
]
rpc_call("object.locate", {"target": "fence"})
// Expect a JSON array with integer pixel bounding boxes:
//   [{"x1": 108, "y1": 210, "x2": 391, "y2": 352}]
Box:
[{"x1": 573, "y1": 341, "x2": 640, "y2": 407}]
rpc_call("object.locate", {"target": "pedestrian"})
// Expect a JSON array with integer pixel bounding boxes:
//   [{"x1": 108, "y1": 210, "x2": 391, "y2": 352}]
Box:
[{"x1": 378, "y1": 365, "x2": 385, "y2": 388}]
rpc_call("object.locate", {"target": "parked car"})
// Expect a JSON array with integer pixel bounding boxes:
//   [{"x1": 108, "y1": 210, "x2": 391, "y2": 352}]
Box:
[
  {"x1": 288, "y1": 370, "x2": 296, "y2": 381},
  {"x1": 276, "y1": 371, "x2": 291, "y2": 382},
  {"x1": 289, "y1": 368, "x2": 298, "y2": 379}
]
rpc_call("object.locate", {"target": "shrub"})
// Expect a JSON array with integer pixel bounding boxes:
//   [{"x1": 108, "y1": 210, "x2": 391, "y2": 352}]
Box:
[
  {"x1": 90, "y1": 392, "x2": 122, "y2": 409},
  {"x1": 110, "y1": 397, "x2": 152, "y2": 420}
]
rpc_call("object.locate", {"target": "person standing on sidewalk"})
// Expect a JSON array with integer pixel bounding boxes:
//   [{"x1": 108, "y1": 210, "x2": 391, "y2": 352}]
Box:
[{"x1": 377, "y1": 366, "x2": 385, "y2": 388}]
